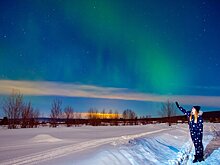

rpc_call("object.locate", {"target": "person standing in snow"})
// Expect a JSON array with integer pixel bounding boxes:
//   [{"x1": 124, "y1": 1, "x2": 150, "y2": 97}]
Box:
[{"x1": 175, "y1": 102, "x2": 204, "y2": 163}]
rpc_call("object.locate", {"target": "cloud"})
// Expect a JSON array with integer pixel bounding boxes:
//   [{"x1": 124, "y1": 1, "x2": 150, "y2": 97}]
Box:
[{"x1": 0, "y1": 80, "x2": 220, "y2": 107}]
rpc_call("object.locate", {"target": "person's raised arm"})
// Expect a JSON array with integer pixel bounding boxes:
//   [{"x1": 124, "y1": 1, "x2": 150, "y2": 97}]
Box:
[{"x1": 175, "y1": 102, "x2": 190, "y2": 117}]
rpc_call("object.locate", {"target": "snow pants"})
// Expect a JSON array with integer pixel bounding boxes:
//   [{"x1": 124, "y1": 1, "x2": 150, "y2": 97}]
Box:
[{"x1": 191, "y1": 132, "x2": 204, "y2": 158}]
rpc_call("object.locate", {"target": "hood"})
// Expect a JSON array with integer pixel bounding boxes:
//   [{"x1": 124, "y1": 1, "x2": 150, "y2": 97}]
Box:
[{"x1": 199, "y1": 110, "x2": 203, "y2": 116}]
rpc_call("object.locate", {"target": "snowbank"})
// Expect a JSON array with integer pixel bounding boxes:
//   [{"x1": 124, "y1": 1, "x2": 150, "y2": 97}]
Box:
[
  {"x1": 0, "y1": 123, "x2": 219, "y2": 165},
  {"x1": 31, "y1": 134, "x2": 63, "y2": 143}
]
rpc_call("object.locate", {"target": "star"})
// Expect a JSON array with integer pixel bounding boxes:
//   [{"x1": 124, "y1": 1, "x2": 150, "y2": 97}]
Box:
[{"x1": 0, "y1": 0, "x2": 220, "y2": 117}]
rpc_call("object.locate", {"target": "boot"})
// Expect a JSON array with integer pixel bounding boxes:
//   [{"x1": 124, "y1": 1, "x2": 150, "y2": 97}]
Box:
[
  {"x1": 193, "y1": 155, "x2": 198, "y2": 163},
  {"x1": 197, "y1": 156, "x2": 204, "y2": 162}
]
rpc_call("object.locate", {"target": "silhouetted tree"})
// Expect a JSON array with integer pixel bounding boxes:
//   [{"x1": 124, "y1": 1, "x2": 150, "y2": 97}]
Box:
[
  {"x1": 50, "y1": 99, "x2": 62, "y2": 127},
  {"x1": 122, "y1": 109, "x2": 136, "y2": 119},
  {"x1": 159, "y1": 100, "x2": 176, "y2": 126},
  {"x1": 87, "y1": 108, "x2": 93, "y2": 119},
  {"x1": 2, "y1": 90, "x2": 24, "y2": 129},
  {"x1": 87, "y1": 108, "x2": 100, "y2": 126},
  {"x1": 64, "y1": 105, "x2": 74, "y2": 127},
  {"x1": 113, "y1": 110, "x2": 119, "y2": 126},
  {"x1": 122, "y1": 109, "x2": 137, "y2": 125},
  {"x1": 87, "y1": 108, "x2": 99, "y2": 119},
  {"x1": 101, "y1": 109, "x2": 106, "y2": 119},
  {"x1": 21, "y1": 102, "x2": 39, "y2": 128},
  {"x1": 114, "y1": 110, "x2": 119, "y2": 119},
  {"x1": 21, "y1": 102, "x2": 33, "y2": 128}
]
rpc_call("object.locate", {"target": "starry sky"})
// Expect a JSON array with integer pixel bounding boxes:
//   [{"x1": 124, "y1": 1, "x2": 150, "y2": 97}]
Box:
[{"x1": 0, "y1": 0, "x2": 220, "y2": 117}]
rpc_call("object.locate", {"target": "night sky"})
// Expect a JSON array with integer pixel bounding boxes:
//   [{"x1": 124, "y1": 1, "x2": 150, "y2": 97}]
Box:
[{"x1": 0, "y1": 0, "x2": 220, "y2": 117}]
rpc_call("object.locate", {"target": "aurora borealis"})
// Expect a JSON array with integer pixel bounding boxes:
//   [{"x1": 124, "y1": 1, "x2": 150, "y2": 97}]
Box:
[{"x1": 0, "y1": 0, "x2": 220, "y2": 116}]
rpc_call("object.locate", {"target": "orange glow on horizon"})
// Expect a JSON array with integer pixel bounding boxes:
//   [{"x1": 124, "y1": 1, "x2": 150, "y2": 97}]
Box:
[{"x1": 85, "y1": 112, "x2": 122, "y2": 119}]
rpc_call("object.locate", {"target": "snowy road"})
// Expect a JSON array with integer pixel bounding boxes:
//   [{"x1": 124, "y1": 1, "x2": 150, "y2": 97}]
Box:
[{"x1": 0, "y1": 124, "x2": 219, "y2": 165}]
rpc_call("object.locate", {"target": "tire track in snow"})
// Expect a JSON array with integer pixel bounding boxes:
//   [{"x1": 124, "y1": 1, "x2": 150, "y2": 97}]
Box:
[{"x1": 1, "y1": 128, "x2": 170, "y2": 165}]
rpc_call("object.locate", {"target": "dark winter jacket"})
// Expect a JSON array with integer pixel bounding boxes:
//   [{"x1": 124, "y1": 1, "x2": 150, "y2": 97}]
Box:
[{"x1": 178, "y1": 106, "x2": 204, "y2": 141}]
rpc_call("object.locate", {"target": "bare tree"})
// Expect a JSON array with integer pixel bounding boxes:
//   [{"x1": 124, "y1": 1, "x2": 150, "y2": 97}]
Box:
[
  {"x1": 122, "y1": 109, "x2": 137, "y2": 125},
  {"x1": 159, "y1": 100, "x2": 176, "y2": 126},
  {"x1": 21, "y1": 102, "x2": 40, "y2": 128},
  {"x1": 87, "y1": 108, "x2": 94, "y2": 119},
  {"x1": 122, "y1": 109, "x2": 136, "y2": 119},
  {"x1": 87, "y1": 108, "x2": 100, "y2": 126},
  {"x1": 114, "y1": 110, "x2": 119, "y2": 119},
  {"x1": 64, "y1": 105, "x2": 74, "y2": 127},
  {"x1": 2, "y1": 90, "x2": 24, "y2": 129},
  {"x1": 109, "y1": 109, "x2": 113, "y2": 115},
  {"x1": 50, "y1": 99, "x2": 62, "y2": 127},
  {"x1": 113, "y1": 110, "x2": 119, "y2": 126},
  {"x1": 21, "y1": 102, "x2": 33, "y2": 128},
  {"x1": 101, "y1": 109, "x2": 106, "y2": 119},
  {"x1": 87, "y1": 108, "x2": 99, "y2": 119}
]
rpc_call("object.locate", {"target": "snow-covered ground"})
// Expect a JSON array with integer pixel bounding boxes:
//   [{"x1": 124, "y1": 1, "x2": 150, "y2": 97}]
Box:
[{"x1": 0, "y1": 123, "x2": 219, "y2": 165}]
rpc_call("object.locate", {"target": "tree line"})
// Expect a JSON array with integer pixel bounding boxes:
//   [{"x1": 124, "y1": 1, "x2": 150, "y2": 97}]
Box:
[
  {"x1": 1, "y1": 90, "x2": 139, "y2": 129},
  {"x1": 1, "y1": 90, "x2": 182, "y2": 129},
  {"x1": 1, "y1": 90, "x2": 39, "y2": 129}
]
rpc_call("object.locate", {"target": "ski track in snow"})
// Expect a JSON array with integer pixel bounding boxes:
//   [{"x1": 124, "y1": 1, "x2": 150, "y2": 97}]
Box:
[{"x1": 1, "y1": 128, "x2": 170, "y2": 165}]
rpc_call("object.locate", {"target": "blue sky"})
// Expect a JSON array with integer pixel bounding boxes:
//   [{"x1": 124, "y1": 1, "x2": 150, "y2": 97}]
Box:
[{"x1": 0, "y1": 0, "x2": 220, "y2": 117}]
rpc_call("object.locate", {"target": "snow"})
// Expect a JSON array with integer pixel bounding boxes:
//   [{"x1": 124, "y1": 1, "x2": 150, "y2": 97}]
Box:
[
  {"x1": 31, "y1": 134, "x2": 63, "y2": 143},
  {"x1": 0, "y1": 123, "x2": 219, "y2": 165}
]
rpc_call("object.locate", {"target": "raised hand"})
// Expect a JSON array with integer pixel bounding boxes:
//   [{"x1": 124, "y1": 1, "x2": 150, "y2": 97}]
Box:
[
  {"x1": 176, "y1": 102, "x2": 188, "y2": 116},
  {"x1": 175, "y1": 101, "x2": 180, "y2": 108}
]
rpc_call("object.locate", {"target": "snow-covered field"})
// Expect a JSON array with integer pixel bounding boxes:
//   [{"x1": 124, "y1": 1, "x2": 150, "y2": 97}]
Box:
[{"x1": 0, "y1": 123, "x2": 219, "y2": 165}]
